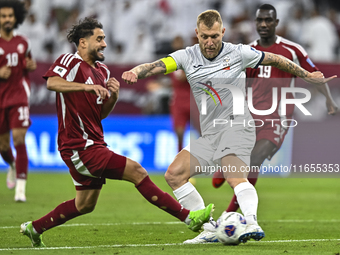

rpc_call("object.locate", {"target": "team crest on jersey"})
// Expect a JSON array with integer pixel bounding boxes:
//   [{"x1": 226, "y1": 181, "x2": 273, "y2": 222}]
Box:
[
  {"x1": 222, "y1": 56, "x2": 231, "y2": 70},
  {"x1": 224, "y1": 56, "x2": 230, "y2": 63},
  {"x1": 53, "y1": 65, "x2": 67, "y2": 77},
  {"x1": 0, "y1": 47, "x2": 4, "y2": 55},
  {"x1": 17, "y1": 44, "x2": 25, "y2": 54}
]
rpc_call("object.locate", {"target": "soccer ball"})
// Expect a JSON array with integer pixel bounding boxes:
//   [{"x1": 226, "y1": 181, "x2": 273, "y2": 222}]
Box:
[{"x1": 215, "y1": 212, "x2": 247, "y2": 245}]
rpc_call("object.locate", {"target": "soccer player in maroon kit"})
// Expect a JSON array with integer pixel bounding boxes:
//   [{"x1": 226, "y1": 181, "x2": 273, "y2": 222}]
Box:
[
  {"x1": 0, "y1": 0, "x2": 36, "y2": 202},
  {"x1": 212, "y1": 4, "x2": 338, "y2": 212},
  {"x1": 20, "y1": 17, "x2": 214, "y2": 248}
]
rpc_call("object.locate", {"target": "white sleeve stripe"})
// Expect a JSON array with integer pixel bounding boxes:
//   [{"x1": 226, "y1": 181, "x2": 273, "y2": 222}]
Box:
[
  {"x1": 281, "y1": 38, "x2": 308, "y2": 57},
  {"x1": 101, "y1": 65, "x2": 110, "y2": 82},
  {"x1": 282, "y1": 45, "x2": 299, "y2": 65},
  {"x1": 60, "y1": 53, "x2": 70, "y2": 65},
  {"x1": 66, "y1": 56, "x2": 75, "y2": 67},
  {"x1": 60, "y1": 92, "x2": 66, "y2": 128},
  {"x1": 26, "y1": 38, "x2": 32, "y2": 57},
  {"x1": 66, "y1": 62, "x2": 81, "y2": 82},
  {"x1": 62, "y1": 54, "x2": 73, "y2": 66}
]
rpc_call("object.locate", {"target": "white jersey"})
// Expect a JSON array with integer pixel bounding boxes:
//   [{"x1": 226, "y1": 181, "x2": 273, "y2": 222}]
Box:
[{"x1": 170, "y1": 42, "x2": 264, "y2": 135}]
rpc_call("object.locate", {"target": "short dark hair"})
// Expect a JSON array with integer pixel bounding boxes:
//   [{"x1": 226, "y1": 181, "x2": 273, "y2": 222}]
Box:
[
  {"x1": 67, "y1": 17, "x2": 103, "y2": 47},
  {"x1": 258, "y1": 4, "x2": 277, "y2": 19},
  {"x1": 0, "y1": 0, "x2": 27, "y2": 28}
]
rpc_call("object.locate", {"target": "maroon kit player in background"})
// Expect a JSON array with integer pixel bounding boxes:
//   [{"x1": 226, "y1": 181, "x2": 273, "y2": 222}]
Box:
[
  {"x1": 20, "y1": 17, "x2": 214, "y2": 248},
  {"x1": 212, "y1": 4, "x2": 338, "y2": 212},
  {"x1": 0, "y1": 0, "x2": 36, "y2": 202},
  {"x1": 169, "y1": 36, "x2": 200, "y2": 152}
]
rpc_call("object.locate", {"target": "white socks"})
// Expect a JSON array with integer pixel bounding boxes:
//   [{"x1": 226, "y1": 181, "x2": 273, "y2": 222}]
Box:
[
  {"x1": 173, "y1": 182, "x2": 215, "y2": 229},
  {"x1": 234, "y1": 181, "x2": 258, "y2": 225},
  {"x1": 173, "y1": 182, "x2": 205, "y2": 211}
]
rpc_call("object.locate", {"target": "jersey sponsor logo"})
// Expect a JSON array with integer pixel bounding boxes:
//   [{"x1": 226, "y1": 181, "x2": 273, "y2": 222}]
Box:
[
  {"x1": 0, "y1": 47, "x2": 4, "y2": 55},
  {"x1": 193, "y1": 64, "x2": 203, "y2": 68},
  {"x1": 53, "y1": 65, "x2": 67, "y2": 77},
  {"x1": 17, "y1": 44, "x2": 25, "y2": 54}
]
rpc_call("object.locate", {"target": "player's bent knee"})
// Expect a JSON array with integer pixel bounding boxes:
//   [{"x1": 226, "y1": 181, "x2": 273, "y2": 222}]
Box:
[
  {"x1": 164, "y1": 164, "x2": 186, "y2": 187},
  {"x1": 123, "y1": 159, "x2": 148, "y2": 184},
  {"x1": 77, "y1": 203, "x2": 96, "y2": 214},
  {"x1": 226, "y1": 178, "x2": 245, "y2": 189},
  {"x1": 251, "y1": 152, "x2": 267, "y2": 167}
]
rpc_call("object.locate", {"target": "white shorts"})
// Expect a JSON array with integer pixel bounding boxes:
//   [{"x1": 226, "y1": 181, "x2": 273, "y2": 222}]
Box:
[{"x1": 184, "y1": 114, "x2": 255, "y2": 174}]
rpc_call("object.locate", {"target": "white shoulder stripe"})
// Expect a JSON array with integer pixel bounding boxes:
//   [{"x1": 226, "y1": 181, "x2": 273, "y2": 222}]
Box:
[
  {"x1": 66, "y1": 56, "x2": 75, "y2": 67},
  {"x1": 281, "y1": 38, "x2": 307, "y2": 57},
  {"x1": 60, "y1": 53, "x2": 70, "y2": 65},
  {"x1": 62, "y1": 54, "x2": 73, "y2": 66}
]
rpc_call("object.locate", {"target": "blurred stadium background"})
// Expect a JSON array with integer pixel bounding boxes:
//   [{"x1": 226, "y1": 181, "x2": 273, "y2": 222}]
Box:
[{"x1": 0, "y1": 0, "x2": 339, "y2": 173}]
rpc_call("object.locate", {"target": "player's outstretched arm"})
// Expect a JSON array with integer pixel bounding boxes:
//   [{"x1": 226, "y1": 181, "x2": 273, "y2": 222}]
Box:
[
  {"x1": 47, "y1": 76, "x2": 109, "y2": 99},
  {"x1": 122, "y1": 60, "x2": 167, "y2": 84},
  {"x1": 261, "y1": 52, "x2": 337, "y2": 85},
  {"x1": 101, "y1": 77, "x2": 120, "y2": 119}
]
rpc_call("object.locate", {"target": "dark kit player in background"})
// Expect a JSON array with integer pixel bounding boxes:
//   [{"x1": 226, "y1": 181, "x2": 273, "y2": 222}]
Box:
[
  {"x1": 0, "y1": 0, "x2": 37, "y2": 202},
  {"x1": 212, "y1": 4, "x2": 338, "y2": 212}
]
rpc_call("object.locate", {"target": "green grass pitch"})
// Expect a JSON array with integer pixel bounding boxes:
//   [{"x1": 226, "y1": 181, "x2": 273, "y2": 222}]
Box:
[{"x1": 1, "y1": 172, "x2": 339, "y2": 254}]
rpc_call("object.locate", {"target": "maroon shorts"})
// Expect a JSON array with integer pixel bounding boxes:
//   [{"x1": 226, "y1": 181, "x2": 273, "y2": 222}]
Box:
[
  {"x1": 0, "y1": 105, "x2": 31, "y2": 134},
  {"x1": 255, "y1": 117, "x2": 292, "y2": 159},
  {"x1": 60, "y1": 145, "x2": 127, "y2": 190}
]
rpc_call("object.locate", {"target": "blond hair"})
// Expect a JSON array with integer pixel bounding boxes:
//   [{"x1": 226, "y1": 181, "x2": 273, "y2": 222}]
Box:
[{"x1": 197, "y1": 10, "x2": 223, "y2": 29}]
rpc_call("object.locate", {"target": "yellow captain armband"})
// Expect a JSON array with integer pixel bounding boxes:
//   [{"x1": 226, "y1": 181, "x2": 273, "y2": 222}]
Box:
[{"x1": 160, "y1": 56, "x2": 177, "y2": 75}]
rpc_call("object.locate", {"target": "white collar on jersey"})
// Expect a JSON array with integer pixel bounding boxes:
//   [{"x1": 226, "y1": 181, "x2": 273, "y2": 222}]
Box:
[
  {"x1": 74, "y1": 51, "x2": 83, "y2": 60},
  {"x1": 252, "y1": 35, "x2": 282, "y2": 46}
]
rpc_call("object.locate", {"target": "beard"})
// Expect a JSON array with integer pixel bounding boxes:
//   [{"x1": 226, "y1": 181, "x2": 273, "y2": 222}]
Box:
[
  {"x1": 1, "y1": 22, "x2": 14, "y2": 33},
  {"x1": 89, "y1": 48, "x2": 105, "y2": 62}
]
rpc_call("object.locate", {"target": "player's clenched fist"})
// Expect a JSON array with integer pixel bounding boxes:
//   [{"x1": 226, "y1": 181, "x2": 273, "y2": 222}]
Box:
[
  {"x1": 122, "y1": 70, "x2": 138, "y2": 84},
  {"x1": 0, "y1": 65, "x2": 11, "y2": 79},
  {"x1": 107, "y1": 77, "x2": 120, "y2": 95},
  {"x1": 85, "y1": 84, "x2": 109, "y2": 99}
]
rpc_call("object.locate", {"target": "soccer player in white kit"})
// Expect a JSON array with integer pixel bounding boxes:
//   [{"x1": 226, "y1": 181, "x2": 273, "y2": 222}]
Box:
[{"x1": 122, "y1": 10, "x2": 335, "y2": 244}]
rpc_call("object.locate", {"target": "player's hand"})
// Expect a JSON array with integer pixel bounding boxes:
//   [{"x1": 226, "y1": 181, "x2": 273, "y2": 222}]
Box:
[
  {"x1": 0, "y1": 65, "x2": 11, "y2": 79},
  {"x1": 25, "y1": 57, "x2": 37, "y2": 71},
  {"x1": 85, "y1": 84, "x2": 110, "y2": 99},
  {"x1": 326, "y1": 97, "x2": 338, "y2": 115},
  {"x1": 303, "y1": 71, "x2": 337, "y2": 85},
  {"x1": 122, "y1": 70, "x2": 138, "y2": 84},
  {"x1": 107, "y1": 77, "x2": 120, "y2": 97}
]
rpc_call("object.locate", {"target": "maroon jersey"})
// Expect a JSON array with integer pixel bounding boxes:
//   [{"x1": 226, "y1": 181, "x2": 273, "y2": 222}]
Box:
[
  {"x1": 0, "y1": 33, "x2": 31, "y2": 108},
  {"x1": 246, "y1": 36, "x2": 318, "y2": 119},
  {"x1": 43, "y1": 52, "x2": 110, "y2": 151},
  {"x1": 170, "y1": 70, "x2": 191, "y2": 107}
]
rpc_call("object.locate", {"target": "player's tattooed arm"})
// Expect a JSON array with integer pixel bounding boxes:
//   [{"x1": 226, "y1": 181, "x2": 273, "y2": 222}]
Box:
[
  {"x1": 261, "y1": 52, "x2": 336, "y2": 85},
  {"x1": 122, "y1": 60, "x2": 166, "y2": 84},
  {"x1": 261, "y1": 52, "x2": 308, "y2": 78}
]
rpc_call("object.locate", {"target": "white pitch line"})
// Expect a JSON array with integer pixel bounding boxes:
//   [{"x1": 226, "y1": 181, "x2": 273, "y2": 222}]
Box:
[
  {"x1": 0, "y1": 221, "x2": 182, "y2": 229},
  {"x1": 1, "y1": 239, "x2": 340, "y2": 251},
  {"x1": 2, "y1": 219, "x2": 340, "y2": 230}
]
